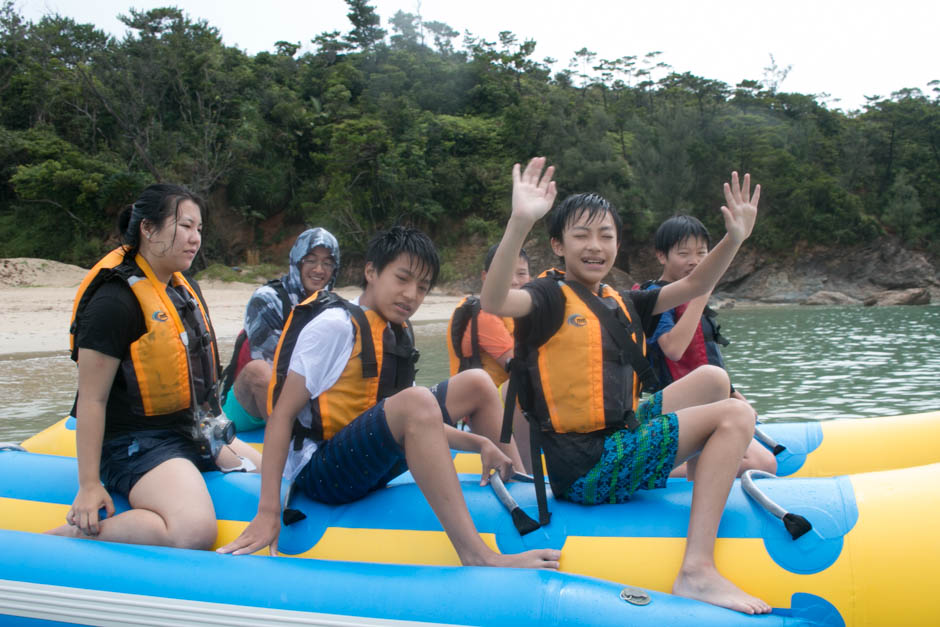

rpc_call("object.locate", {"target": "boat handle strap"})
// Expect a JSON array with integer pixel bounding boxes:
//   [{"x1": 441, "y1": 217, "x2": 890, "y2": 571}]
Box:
[
  {"x1": 753, "y1": 425, "x2": 786, "y2": 456},
  {"x1": 741, "y1": 469, "x2": 812, "y2": 540},
  {"x1": 490, "y1": 473, "x2": 541, "y2": 536}
]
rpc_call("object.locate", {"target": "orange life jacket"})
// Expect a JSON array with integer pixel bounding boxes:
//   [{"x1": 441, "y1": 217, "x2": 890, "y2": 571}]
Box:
[
  {"x1": 69, "y1": 248, "x2": 219, "y2": 416},
  {"x1": 268, "y1": 291, "x2": 418, "y2": 445},
  {"x1": 446, "y1": 296, "x2": 513, "y2": 387},
  {"x1": 518, "y1": 269, "x2": 655, "y2": 434}
]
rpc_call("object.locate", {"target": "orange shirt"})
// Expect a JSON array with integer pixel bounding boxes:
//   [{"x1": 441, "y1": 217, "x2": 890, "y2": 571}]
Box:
[{"x1": 461, "y1": 310, "x2": 513, "y2": 363}]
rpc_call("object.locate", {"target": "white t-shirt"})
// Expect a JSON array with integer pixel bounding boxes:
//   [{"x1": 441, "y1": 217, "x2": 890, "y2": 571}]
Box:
[{"x1": 282, "y1": 301, "x2": 355, "y2": 481}]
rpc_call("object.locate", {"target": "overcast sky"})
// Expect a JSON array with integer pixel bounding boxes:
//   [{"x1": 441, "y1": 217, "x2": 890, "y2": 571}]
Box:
[{"x1": 16, "y1": 0, "x2": 939, "y2": 111}]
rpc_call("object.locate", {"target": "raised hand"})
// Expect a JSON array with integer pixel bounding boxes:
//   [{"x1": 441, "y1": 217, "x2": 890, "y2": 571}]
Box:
[
  {"x1": 511, "y1": 157, "x2": 557, "y2": 224},
  {"x1": 216, "y1": 510, "x2": 281, "y2": 556},
  {"x1": 719, "y1": 172, "x2": 760, "y2": 244}
]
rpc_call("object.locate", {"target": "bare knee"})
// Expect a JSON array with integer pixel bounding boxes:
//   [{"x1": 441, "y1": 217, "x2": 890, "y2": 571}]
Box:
[
  {"x1": 742, "y1": 441, "x2": 778, "y2": 475},
  {"x1": 692, "y1": 365, "x2": 732, "y2": 402},
  {"x1": 717, "y1": 398, "x2": 755, "y2": 438},
  {"x1": 168, "y1": 514, "x2": 218, "y2": 550},
  {"x1": 235, "y1": 360, "x2": 271, "y2": 396},
  {"x1": 452, "y1": 368, "x2": 497, "y2": 396},
  {"x1": 386, "y1": 387, "x2": 443, "y2": 438}
]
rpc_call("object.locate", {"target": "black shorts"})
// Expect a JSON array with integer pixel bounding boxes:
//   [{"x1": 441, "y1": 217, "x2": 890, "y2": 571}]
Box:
[
  {"x1": 99, "y1": 429, "x2": 217, "y2": 497},
  {"x1": 295, "y1": 381, "x2": 454, "y2": 505}
]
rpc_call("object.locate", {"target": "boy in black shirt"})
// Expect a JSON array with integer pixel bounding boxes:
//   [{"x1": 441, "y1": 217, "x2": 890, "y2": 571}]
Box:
[{"x1": 482, "y1": 158, "x2": 770, "y2": 615}]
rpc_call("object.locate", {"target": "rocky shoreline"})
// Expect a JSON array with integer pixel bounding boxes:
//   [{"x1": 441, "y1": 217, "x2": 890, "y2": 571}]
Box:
[
  {"x1": 477, "y1": 235, "x2": 939, "y2": 309},
  {"x1": 708, "y1": 238, "x2": 938, "y2": 307},
  {"x1": 2, "y1": 235, "x2": 937, "y2": 310}
]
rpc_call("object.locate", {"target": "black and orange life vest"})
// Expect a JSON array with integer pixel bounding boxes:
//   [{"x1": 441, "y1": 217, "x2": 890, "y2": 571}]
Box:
[
  {"x1": 446, "y1": 296, "x2": 514, "y2": 387},
  {"x1": 518, "y1": 269, "x2": 656, "y2": 435},
  {"x1": 267, "y1": 291, "x2": 418, "y2": 447},
  {"x1": 498, "y1": 268, "x2": 658, "y2": 529},
  {"x1": 69, "y1": 247, "x2": 220, "y2": 416}
]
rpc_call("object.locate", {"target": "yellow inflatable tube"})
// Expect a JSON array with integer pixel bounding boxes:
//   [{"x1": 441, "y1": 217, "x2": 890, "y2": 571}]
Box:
[{"x1": 21, "y1": 410, "x2": 940, "y2": 479}]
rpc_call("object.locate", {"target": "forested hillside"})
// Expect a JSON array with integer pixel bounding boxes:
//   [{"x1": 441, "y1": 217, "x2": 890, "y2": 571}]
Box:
[{"x1": 1, "y1": 1, "x2": 937, "y2": 274}]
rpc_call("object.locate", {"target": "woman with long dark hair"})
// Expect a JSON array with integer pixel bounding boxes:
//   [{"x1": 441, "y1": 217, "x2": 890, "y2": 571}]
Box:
[{"x1": 48, "y1": 184, "x2": 260, "y2": 548}]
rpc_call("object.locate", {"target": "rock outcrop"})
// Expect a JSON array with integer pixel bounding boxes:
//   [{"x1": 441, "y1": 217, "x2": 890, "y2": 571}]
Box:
[
  {"x1": 863, "y1": 288, "x2": 931, "y2": 307},
  {"x1": 802, "y1": 291, "x2": 863, "y2": 306}
]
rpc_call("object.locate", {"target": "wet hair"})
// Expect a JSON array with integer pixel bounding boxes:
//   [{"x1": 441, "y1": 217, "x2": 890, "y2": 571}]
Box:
[
  {"x1": 117, "y1": 184, "x2": 206, "y2": 258},
  {"x1": 653, "y1": 215, "x2": 711, "y2": 254},
  {"x1": 483, "y1": 243, "x2": 529, "y2": 272},
  {"x1": 362, "y1": 225, "x2": 441, "y2": 289},
  {"x1": 547, "y1": 192, "x2": 623, "y2": 243}
]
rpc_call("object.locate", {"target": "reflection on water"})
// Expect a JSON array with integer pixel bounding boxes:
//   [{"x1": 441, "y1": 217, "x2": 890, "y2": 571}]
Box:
[
  {"x1": 1, "y1": 306, "x2": 938, "y2": 443},
  {"x1": 718, "y1": 305, "x2": 940, "y2": 421}
]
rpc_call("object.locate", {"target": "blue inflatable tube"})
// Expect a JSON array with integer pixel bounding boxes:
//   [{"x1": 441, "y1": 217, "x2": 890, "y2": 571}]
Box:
[{"x1": 0, "y1": 529, "x2": 837, "y2": 626}]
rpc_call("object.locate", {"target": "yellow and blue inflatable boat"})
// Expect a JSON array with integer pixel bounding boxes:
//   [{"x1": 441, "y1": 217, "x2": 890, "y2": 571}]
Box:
[
  {"x1": 21, "y1": 409, "x2": 940, "y2": 478},
  {"x1": 1, "y1": 441, "x2": 938, "y2": 626}
]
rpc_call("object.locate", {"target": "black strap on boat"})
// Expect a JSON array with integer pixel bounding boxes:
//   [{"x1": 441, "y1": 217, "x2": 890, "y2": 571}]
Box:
[
  {"x1": 741, "y1": 470, "x2": 812, "y2": 540},
  {"x1": 281, "y1": 481, "x2": 307, "y2": 525},
  {"x1": 489, "y1": 473, "x2": 540, "y2": 535},
  {"x1": 754, "y1": 425, "x2": 786, "y2": 456},
  {"x1": 565, "y1": 281, "x2": 659, "y2": 393}
]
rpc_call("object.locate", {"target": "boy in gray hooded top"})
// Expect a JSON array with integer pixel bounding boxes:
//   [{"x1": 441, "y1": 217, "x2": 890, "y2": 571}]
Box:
[{"x1": 220, "y1": 228, "x2": 340, "y2": 431}]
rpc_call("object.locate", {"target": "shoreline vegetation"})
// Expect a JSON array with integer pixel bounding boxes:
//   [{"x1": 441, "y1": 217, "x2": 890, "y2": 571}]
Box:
[{"x1": 0, "y1": 2, "x2": 937, "y2": 293}]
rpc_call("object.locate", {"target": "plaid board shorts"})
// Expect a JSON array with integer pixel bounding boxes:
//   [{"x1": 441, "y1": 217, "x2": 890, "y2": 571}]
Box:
[{"x1": 564, "y1": 391, "x2": 679, "y2": 505}]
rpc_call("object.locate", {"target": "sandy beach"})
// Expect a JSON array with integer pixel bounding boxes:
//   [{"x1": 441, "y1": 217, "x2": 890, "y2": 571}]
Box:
[{"x1": 0, "y1": 258, "x2": 464, "y2": 357}]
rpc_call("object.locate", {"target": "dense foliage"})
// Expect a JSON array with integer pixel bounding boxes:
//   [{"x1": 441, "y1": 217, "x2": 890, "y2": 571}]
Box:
[{"x1": 1, "y1": 1, "x2": 937, "y2": 270}]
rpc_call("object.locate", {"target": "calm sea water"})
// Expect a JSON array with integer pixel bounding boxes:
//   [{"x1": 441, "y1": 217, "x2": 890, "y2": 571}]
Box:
[{"x1": 1, "y1": 305, "x2": 937, "y2": 443}]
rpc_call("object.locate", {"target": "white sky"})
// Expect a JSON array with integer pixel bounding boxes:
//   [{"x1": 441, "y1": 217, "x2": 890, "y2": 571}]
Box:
[{"x1": 16, "y1": 0, "x2": 940, "y2": 111}]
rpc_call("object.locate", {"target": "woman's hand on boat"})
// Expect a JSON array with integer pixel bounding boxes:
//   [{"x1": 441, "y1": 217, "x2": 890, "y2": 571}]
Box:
[
  {"x1": 479, "y1": 440, "x2": 514, "y2": 486},
  {"x1": 217, "y1": 510, "x2": 281, "y2": 556},
  {"x1": 68, "y1": 484, "x2": 115, "y2": 537}
]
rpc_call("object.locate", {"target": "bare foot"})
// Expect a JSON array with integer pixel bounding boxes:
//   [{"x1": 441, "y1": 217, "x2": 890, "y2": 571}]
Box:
[
  {"x1": 463, "y1": 548, "x2": 561, "y2": 569},
  {"x1": 673, "y1": 565, "x2": 771, "y2": 614}
]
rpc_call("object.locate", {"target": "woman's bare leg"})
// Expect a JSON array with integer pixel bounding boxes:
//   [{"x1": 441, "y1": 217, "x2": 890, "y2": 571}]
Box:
[{"x1": 47, "y1": 458, "x2": 217, "y2": 549}]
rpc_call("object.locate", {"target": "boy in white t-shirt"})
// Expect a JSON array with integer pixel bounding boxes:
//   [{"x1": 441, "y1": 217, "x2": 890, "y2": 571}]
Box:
[{"x1": 220, "y1": 226, "x2": 559, "y2": 570}]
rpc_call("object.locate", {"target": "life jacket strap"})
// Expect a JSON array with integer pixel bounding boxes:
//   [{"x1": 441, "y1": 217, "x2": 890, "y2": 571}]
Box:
[
  {"x1": 529, "y1": 417, "x2": 551, "y2": 527},
  {"x1": 565, "y1": 281, "x2": 659, "y2": 392},
  {"x1": 291, "y1": 418, "x2": 319, "y2": 452},
  {"x1": 343, "y1": 301, "x2": 378, "y2": 378},
  {"x1": 451, "y1": 297, "x2": 483, "y2": 372}
]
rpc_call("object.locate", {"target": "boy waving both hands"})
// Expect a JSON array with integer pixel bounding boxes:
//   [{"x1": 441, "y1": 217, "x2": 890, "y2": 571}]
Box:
[{"x1": 482, "y1": 158, "x2": 771, "y2": 615}]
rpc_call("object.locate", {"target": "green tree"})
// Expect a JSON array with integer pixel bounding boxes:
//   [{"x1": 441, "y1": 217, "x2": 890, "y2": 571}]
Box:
[{"x1": 345, "y1": 0, "x2": 386, "y2": 51}]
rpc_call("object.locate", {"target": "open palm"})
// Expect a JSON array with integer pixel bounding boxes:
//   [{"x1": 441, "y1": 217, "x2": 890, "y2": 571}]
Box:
[
  {"x1": 720, "y1": 172, "x2": 760, "y2": 243},
  {"x1": 512, "y1": 157, "x2": 557, "y2": 223}
]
